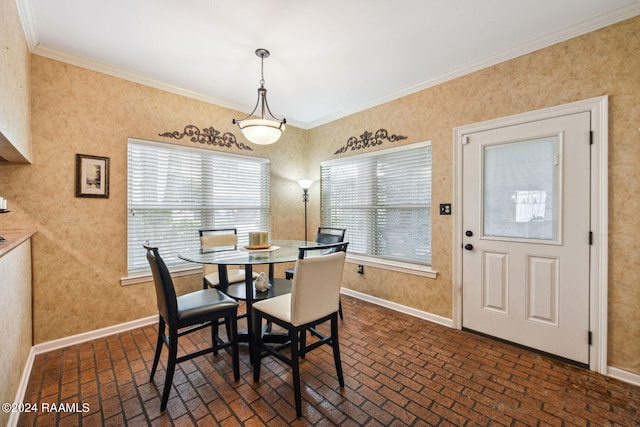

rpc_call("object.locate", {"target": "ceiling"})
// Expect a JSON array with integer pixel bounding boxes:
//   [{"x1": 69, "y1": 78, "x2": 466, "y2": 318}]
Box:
[{"x1": 18, "y1": 0, "x2": 640, "y2": 129}]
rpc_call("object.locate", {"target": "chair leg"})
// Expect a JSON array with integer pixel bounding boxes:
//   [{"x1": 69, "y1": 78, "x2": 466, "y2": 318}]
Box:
[
  {"x1": 225, "y1": 317, "x2": 232, "y2": 341},
  {"x1": 229, "y1": 313, "x2": 240, "y2": 381},
  {"x1": 212, "y1": 317, "x2": 219, "y2": 356},
  {"x1": 299, "y1": 329, "x2": 307, "y2": 359},
  {"x1": 339, "y1": 299, "x2": 344, "y2": 320},
  {"x1": 252, "y1": 311, "x2": 263, "y2": 381},
  {"x1": 160, "y1": 323, "x2": 179, "y2": 412},
  {"x1": 331, "y1": 314, "x2": 345, "y2": 387},
  {"x1": 291, "y1": 326, "x2": 302, "y2": 418},
  {"x1": 150, "y1": 316, "x2": 164, "y2": 381}
]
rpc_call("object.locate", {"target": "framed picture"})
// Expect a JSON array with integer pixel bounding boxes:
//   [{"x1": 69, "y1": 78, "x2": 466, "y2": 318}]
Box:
[{"x1": 75, "y1": 154, "x2": 110, "y2": 198}]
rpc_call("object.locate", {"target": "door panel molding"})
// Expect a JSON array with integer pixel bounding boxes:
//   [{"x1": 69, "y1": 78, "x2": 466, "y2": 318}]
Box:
[
  {"x1": 482, "y1": 251, "x2": 509, "y2": 313},
  {"x1": 526, "y1": 255, "x2": 559, "y2": 326},
  {"x1": 453, "y1": 96, "x2": 608, "y2": 373}
]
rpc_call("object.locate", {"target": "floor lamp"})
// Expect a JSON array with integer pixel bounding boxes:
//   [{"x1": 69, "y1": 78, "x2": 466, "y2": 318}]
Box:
[{"x1": 297, "y1": 179, "x2": 313, "y2": 243}]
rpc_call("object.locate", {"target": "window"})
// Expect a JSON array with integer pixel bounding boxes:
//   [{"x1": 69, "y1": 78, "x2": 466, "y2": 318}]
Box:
[
  {"x1": 321, "y1": 141, "x2": 431, "y2": 266},
  {"x1": 127, "y1": 138, "x2": 270, "y2": 274}
]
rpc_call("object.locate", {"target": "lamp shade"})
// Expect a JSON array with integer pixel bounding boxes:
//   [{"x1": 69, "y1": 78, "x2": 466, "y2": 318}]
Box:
[
  {"x1": 297, "y1": 179, "x2": 314, "y2": 190},
  {"x1": 237, "y1": 119, "x2": 286, "y2": 145}
]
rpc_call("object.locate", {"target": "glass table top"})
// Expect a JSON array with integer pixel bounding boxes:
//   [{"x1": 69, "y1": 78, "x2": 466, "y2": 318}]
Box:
[{"x1": 178, "y1": 239, "x2": 319, "y2": 265}]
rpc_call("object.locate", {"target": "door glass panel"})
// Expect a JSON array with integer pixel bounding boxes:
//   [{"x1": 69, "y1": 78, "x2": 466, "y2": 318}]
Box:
[{"x1": 483, "y1": 136, "x2": 559, "y2": 241}]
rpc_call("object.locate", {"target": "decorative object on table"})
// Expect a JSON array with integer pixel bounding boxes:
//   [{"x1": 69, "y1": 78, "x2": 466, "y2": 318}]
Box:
[
  {"x1": 334, "y1": 129, "x2": 407, "y2": 154},
  {"x1": 158, "y1": 125, "x2": 253, "y2": 151},
  {"x1": 75, "y1": 154, "x2": 110, "y2": 198},
  {"x1": 232, "y1": 48, "x2": 286, "y2": 145},
  {"x1": 297, "y1": 179, "x2": 313, "y2": 243},
  {"x1": 248, "y1": 231, "x2": 269, "y2": 249},
  {"x1": 240, "y1": 245, "x2": 280, "y2": 253},
  {"x1": 254, "y1": 272, "x2": 269, "y2": 292}
]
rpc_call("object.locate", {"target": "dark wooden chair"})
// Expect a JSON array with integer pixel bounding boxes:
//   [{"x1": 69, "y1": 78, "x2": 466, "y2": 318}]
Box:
[
  {"x1": 144, "y1": 243, "x2": 240, "y2": 412},
  {"x1": 252, "y1": 241, "x2": 349, "y2": 417},
  {"x1": 285, "y1": 227, "x2": 346, "y2": 281}
]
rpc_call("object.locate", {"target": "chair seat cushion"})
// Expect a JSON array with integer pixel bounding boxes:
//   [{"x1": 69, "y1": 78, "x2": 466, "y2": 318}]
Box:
[
  {"x1": 252, "y1": 294, "x2": 291, "y2": 323},
  {"x1": 204, "y1": 268, "x2": 258, "y2": 287},
  {"x1": 177, "y1": 289, "x2": 238, "y2": 320}
]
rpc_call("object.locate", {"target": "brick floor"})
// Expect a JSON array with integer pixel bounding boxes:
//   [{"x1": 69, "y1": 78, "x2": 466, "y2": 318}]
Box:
[{"x1": 16, "y1": 296, "x2": 640, "y2": 426}]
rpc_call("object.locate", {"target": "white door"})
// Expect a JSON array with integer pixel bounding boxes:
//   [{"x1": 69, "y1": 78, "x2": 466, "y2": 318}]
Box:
[{"x1": 462, "y1": 112, "x2": 591, "y2": 364}]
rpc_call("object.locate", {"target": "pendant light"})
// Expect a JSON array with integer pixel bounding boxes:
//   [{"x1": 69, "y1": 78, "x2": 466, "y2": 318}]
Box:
[{"x1": 232, "y1": 48, "x2": 286, "y2": 145}]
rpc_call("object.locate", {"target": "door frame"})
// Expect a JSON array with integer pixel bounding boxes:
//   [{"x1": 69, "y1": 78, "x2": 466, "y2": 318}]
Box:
[{"x1": 452, "y1": 96, "x2": 608, "y2": 373}]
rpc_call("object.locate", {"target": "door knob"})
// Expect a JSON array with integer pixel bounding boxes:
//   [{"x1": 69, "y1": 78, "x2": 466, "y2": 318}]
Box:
[
  {"x1": 464, "y1": 244, "x2": 473, "y2": 251},
  {"x1": 465, "y1": 230, "x2": 473, "y2": 237}
]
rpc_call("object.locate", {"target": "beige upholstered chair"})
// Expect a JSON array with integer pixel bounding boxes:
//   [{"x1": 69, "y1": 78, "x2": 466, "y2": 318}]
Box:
[
  {"x1": 144, "y1": 243, "x2": 239, "y2": 412},
  {"x1": 199, "y1": 228, "x2": 255, "y2": 289},
  {"x1": 251, "y1": 241, "x2": 348, "y2": 417},
  {"x1": 285, "y1": 227, "x2": 347, "y2": 319}
]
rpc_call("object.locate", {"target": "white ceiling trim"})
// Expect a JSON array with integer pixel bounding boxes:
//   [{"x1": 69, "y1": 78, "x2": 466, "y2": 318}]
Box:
[
  {"x1": 305, "y1": 3, "x2": 640, "y2": 129},
  {"x1": 15, "y1": 0, "x2": 37, "y2": 51},
  {"x1": 16, "y1": 1, "x2": 640, "y2": 130},
  {"x1": 31, "y1": 44, "x2": 263, "y2": 124}
]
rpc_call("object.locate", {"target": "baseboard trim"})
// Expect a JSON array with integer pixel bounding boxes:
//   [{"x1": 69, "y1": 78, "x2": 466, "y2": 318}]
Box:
[
  {"x1": 8, "y1": 348, "x2": 36, "y2": 427},
  {"x1": 9, "y1": 315, "x2": 157, "y2": 427},
  {"x1": 607, "y1": 366, "x2": 640, "y2": 388},
  {"x1": 31, "y1": 315, "x2": 158, "y2": 355},
  {"x1": 341, "y1": 287, "x2": 454, "y2": 328}
]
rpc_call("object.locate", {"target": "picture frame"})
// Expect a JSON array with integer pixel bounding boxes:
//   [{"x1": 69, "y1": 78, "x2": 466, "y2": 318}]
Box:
[{"x1": 75, "y1": 154, "x2": 110, "y2": 198}]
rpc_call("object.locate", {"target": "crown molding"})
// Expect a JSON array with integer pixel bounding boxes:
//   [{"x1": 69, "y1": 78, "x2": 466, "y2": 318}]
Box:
[
  {"x1": 17, "y1": 1, "x2": 640, "y2": 130},
  {"x1": 306, "y1": 2, "x2": 640, "y2": 129},
  {"x1": 15, "y1": 0, "x2": 37, "y2": 51}
]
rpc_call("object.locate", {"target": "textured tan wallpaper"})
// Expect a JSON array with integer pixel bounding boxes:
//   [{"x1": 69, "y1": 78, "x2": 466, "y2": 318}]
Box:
[
  {"x1": 0, "y1": 15, "x2": 638, "y2": 375},
  {"x1": 308, "y1": 16, "x2": 640, "y2": 373},
  {"x1": 0, "y1": 0, "x2": 31, "y2": 161},
  {"x1": 0, "y1": 238, "x2": 32, "y2": 427},
  {"x1": 0, "y1": 55, "x2": 309, "y2": 345},
  {"x1": 0, "y1": 1, "x2": 32, "y2": 421}
]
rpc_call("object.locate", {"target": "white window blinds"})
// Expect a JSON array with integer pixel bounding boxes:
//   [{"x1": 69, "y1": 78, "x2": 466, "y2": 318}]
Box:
[
  {"x1": 321, "y1": 142, "x2": 431, "y2": 265},
  {"x1": 127, "y1": 139, "x2": 270, "y2": 274}
]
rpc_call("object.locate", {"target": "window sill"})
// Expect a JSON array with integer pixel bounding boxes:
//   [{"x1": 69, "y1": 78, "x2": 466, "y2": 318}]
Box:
[
  {"x1": 346, "y1": 254, "x2": 437, "y2": 279},
  {"x1": 122, "y1": 256, "x2": 437, "y2": 285},
  {"x1": 121, "y1": 265, "x2": 202, "y2": 286}
]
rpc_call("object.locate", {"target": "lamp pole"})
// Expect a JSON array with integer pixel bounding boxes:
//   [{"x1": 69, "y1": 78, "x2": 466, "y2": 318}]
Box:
[
  {"x1": 297, "y1": 180, "x2": 314, "y2": 243},
  {"x1": 302, "y1": 188, "x2": 309, "y2": 243}
]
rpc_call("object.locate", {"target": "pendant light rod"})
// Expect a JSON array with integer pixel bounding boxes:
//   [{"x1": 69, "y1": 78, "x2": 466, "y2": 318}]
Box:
[{"x1": 232, "y1": 48, "x2": 286, "y2": 145}]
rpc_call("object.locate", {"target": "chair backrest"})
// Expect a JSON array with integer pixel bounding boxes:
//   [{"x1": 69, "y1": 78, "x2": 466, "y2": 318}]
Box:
[
  {"x1": 315, "y1": 227, "x2": 346, "y2": 245},
  {"x1": 199, "y1": 228, "x2": 238, "y2": 251},
  {"x1": 290, "y1": 242, "x2": 348, "y2": 326},
  {"x1": 199, "y1": 229, "x2": 238, "y2": 277},
  {"x1": 144, "y1": 243, "x2": 178, "y2": 323}
]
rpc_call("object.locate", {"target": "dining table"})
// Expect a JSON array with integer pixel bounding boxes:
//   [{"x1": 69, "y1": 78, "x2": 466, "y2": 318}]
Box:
[{"x1": 178, "y1": 239, "x2": 319, "y2": 361}]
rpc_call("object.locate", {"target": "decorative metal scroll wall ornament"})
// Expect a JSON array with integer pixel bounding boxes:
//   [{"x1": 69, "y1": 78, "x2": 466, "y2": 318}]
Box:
[
  {"x1": 334, "y1": 129, "x2": 407, "y2": 154},
  {"x1": 159, "y1": 125, "x2": 253, "y2": 151}
]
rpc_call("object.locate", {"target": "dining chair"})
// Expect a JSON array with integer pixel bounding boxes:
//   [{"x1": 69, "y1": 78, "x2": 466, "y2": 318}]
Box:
[
  {"x1": 144, "y1": 243, "x2": 240, "y2": 412},
  {"x1": 285, "y1": 227, "x2": 347, "y2": 318},
  {"x1": 285, "y1": 227, "x2": 346, "y2": 279},
  {"x1": 251, "y1": 241, "x2": 349, "y2": 417},
  {"x1": 199, "y1": 228, "x2": 256, "y2": 290}
]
